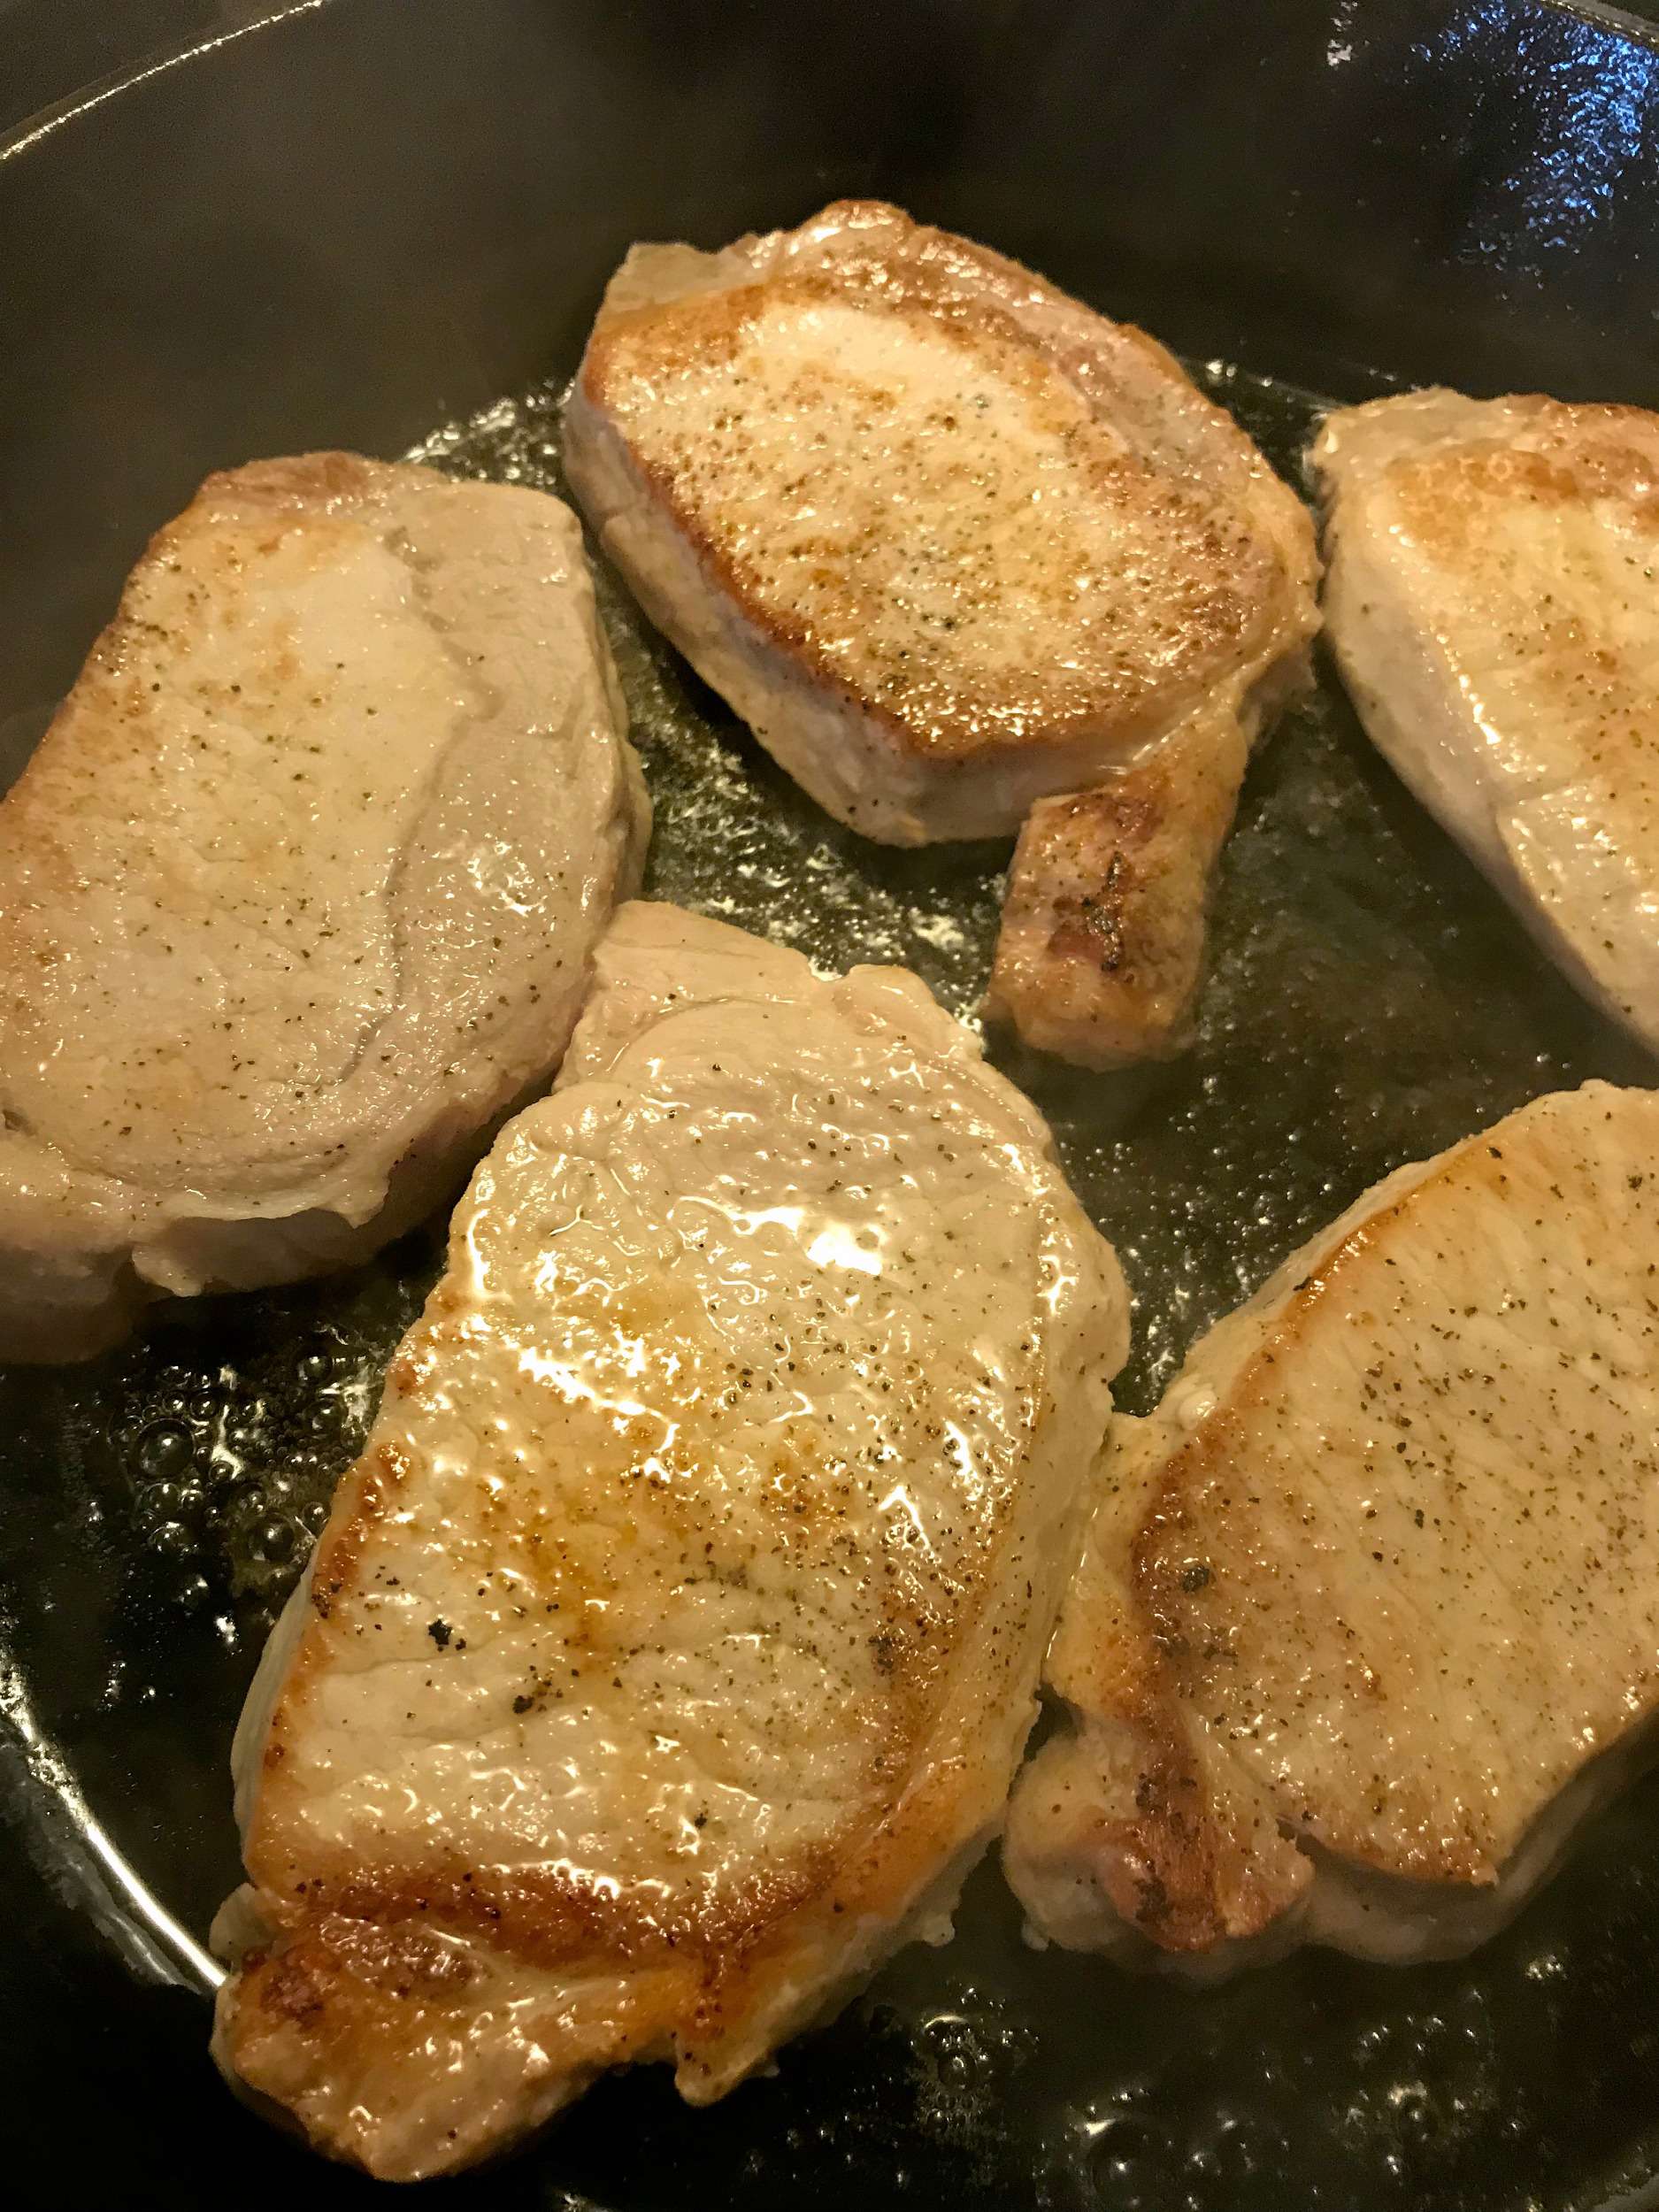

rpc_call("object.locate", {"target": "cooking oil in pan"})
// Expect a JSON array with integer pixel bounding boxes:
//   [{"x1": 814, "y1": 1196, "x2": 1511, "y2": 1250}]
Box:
[{"x1": 1, "y1": 358, "x2": 1656, "y2": 2211}]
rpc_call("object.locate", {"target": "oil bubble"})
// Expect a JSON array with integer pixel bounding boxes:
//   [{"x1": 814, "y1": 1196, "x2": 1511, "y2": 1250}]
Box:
[
  {"x1": 1087, "y1": 2111, "x2": 1158, "y2": 2179},
  {"x1": 134, "y1": 1421, "x2": 192, "y2": 1479},
  {"x1": 134, "y1": 1480, "x2": 185, "y2": 1528},
  {"x1": 250, "y1": 1516, "x2": 298, "y2": 1567},
  {"x1": 221, "y1": 1478, "x2": 265, "y2": 1524}
]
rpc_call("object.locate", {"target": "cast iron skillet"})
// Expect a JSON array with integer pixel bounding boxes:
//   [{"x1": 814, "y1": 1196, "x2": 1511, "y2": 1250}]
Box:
[{"x1": 5, "y1": 4, "x2": 1659, "y2": 2206}]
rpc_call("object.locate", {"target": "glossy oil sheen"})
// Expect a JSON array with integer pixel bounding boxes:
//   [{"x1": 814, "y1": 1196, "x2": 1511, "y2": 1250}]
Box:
[{"x1": 4, "y1": 1, "x2": 1659, "y2": 2206}]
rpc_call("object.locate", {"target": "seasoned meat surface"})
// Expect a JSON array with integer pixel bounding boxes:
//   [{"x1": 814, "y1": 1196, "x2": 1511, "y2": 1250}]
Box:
[
  {"x1": 0, "y1": 454, "x2": 648, "y2": 1359},
  {"x1": 1314, "y1": 389, "x2": 1659, "y2": 1053},
  {"x1": 986, "y1": 705, "x2": 1249, "y2": 1066},
  {"x1": 214, "y1": 902, "x2": 1128, "y2": 2178},
  {"x1": 1007, "y1": 1083, "x2": 1659, "y2": 1970},
  {"x1": 565, "y1": 201, "x2": 1316, "y2": 1066}
]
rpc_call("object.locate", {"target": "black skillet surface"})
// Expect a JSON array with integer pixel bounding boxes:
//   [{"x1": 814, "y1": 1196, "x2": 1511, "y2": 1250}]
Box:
[{"x1": 5, "y1": 4, "x2": 1659, "y2": 2207}]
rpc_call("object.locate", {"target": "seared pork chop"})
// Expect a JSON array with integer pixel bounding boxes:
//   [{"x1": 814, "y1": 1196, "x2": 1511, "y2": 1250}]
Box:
[
  {"x1": 564, "y1": 200, "x2": 1317, "y2": 1063},
  {"x1": 213, "y1": 902, "x2": 1128, "y2": 2178},
  {"x1": 985, "y1": 704, "x2": 1248, "y2": 1067},
  {"x1": 0, "y1": 455, "x2": 648, "y2": 1361},
  {"x1": 1314, "y1": 390, "x2": 1659, "y2": 1055},
  {"x1": 1006, "y1": 1082, "x2": 1659, "y2": 1969}
]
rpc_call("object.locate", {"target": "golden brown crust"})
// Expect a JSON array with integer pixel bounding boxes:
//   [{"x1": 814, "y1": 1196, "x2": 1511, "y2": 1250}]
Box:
[
  {"x1": 1312, "y1": 389, "x2": 1659, "y2": 1056},
  {"x1": 1386, "y1": 414, "x2": 1659, "y2": 549},
  {"x1": 1031, "y1": 1086, "x2": 1659, "y2": 1952},
  {"x1": 0, "y1": 456, "x2": 369, "y2": 819},
  {"x1": 577, "y1": 204, "x2": 1315, "y2": 771},
  {"x1": 1103, "y1": 1148, "x2": 1520, "y2": 1913},
  {"x1": 218, "y1": 911, "x2": 1129, "y2": 2170},
  {"x1": 249, "y1": 1222, "x2": 970, "y2": 1971},
  {"x1": 985, "y1": 709, "x2": 1250, "y2": 1064}
]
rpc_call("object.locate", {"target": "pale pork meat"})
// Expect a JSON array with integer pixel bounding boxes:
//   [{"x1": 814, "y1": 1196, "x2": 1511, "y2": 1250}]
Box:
[
  {"x1": 0, "y1": 455, "x2": 648, "y2": 1360},
  {"x1": 1006, "y1": 1083, "x2": 1659, "y2": 1970},
  {"x1": 563, "y1": 201, "x2": 1317, "y2": 1064},
  {"x1": 1314, "y1": 390, "x2": 1659, "y2": 1054},
  {"x1": 213, "y1": 903, "x2": 1128, "y2": 2178}
]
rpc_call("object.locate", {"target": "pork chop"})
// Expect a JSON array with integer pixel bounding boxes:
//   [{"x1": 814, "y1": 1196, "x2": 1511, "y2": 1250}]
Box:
[
  {"x1": 1005, "y1": 1081, "x2": 1659, "y2": 1970},
  {"x1": 984, "y1": 703, "x2": 1248, "y2": 1067},
  {"x1": 1313, "y1": 389, "x2": 1659, "y2": 1055},
  {"x1": 0, "y1": 454, "x2": 649, "y2": 1362},
  {"x1": 563, "y1": 200, "x2": 1317, "y2": 1063},
  {"x1": 212, "y1": 902, "x2": 1128, "y2": 2178}
]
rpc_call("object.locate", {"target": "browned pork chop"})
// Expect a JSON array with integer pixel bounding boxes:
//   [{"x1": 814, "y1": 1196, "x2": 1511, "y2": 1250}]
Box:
[
  {"x1": 985, "y1": 704, "x2": 1249, "y2": 1067},
  {"x1": 1006, "y1": 1082, "x2": 1659, "y2": 1969},
  {"x1": 214, "y1": 902, "x2": 1128, "y2": 2178},
  {"x1": 0, "y1": 455, "x2": 648, "y2": 1360},
  {"x1": 563, "y1": 200, "x2": 1317, "y2": 1064},
  {"x1": 1314, "y1": 389, "x2": 1659, "y2": 1054}
]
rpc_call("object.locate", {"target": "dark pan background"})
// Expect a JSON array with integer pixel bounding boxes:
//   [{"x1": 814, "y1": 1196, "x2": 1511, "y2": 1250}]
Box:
[{"x1": 5, "y1": 4, "x2": 1659, "y2": 2208}]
